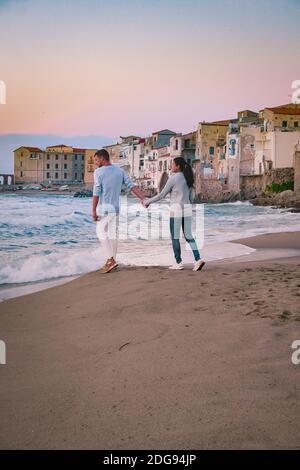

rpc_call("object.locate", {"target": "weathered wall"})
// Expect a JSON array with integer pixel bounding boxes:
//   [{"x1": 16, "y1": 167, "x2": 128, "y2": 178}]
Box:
[
  {"x1": 294, "y1": 148, "x2": 300, "y2": 193},
  {"x1": 274, "y1": 131, "x2": 300, "y2": 168},
  {"x1": 227, "y1": 158, "x2": 240, "y2": 193},
  {"x1": 197, "y1": 178, "x2": 224, "y2": 202},
  {"x1": 240, "y1": 128, "x2": 256, "y2": 175},
  {"x1": 240, "y1": 167, "x2": 294, "y2": 198},
  {"x1": 193, "y1": 160, "x2": 239, "y2": 202}
]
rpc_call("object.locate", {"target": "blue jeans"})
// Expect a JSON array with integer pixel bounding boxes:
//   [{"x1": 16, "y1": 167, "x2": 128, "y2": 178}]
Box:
[{"x1": 169, "y1": 216, "x2": 201, "y2": 264}]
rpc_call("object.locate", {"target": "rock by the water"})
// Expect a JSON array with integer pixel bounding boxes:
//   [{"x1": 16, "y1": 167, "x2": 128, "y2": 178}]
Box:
[{"x1": 74, "y1": 190, "x2": 93, "y2": 198}]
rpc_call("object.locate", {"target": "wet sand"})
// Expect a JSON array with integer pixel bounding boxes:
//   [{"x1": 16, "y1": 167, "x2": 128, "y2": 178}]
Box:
[{"x1": 0, "y1": 231, "x2": 300, "y2": 449}]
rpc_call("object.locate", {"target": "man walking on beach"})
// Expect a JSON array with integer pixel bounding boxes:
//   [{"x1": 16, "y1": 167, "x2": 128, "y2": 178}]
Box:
[{"x1": 92, "y1": 149, "x2": 145, "y2": 273}]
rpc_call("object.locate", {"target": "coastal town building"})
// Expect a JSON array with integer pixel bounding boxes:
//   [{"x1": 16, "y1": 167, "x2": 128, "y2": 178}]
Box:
[
  {"x1": 14, "y1": 145, "x2": 85, "y2": 184},
  {"x1": 119, "y1": 136, "x2": 141, "y2": 179},
  {"x1": 142, "y1": 130, "x2": 177, "y2": 189},
  {"x1": 103, "y1": 143, "x2": 121, "y2": 164},
  {"x1": 14, "y1": 146, "x2": 44, "y2": 184},
  {"x1": 195, "y1": 120, "x2": 231, "y2": 168},
  {"x1": 170, "y1": 131, "x2": 196, "y2": 165},
  {"x1": 294, "y1": 143, "x2": 300, "y2": 193},
  {"x1": 156, "y1": 145, "x2": 171, "y2": 191},
  {"x1": 259, "y1": 103, "x2": 300, "y2": 132},
  {"x1": 83, "y1": 148, "x2": 98, "y2": 185},
  {"x1": 247, "y1": 129, "x2": 300, "y2": 175},
  {"x1": 13, "y1": 103, "x2": 300, "y2": 198}
]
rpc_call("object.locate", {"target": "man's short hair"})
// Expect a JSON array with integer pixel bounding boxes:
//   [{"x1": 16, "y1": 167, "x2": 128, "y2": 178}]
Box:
[{"x1": 95, "y1": 149, "x2": 110, "y2": 161}]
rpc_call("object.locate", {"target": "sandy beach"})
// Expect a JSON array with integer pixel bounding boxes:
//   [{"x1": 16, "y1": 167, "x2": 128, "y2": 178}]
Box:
[{"x1": 0, "y1": 231, "x2": 300, "y2": 450}]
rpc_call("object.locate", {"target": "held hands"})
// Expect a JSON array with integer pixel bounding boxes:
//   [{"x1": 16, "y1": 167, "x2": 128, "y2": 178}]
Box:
[{"x1": 142, "y1": 198, "x2": 150, "y2": 208}]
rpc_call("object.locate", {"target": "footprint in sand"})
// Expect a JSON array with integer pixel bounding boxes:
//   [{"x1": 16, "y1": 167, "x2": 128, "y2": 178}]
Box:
[{"x1": 279, "y1": 310, "x2": 292, "y2": 321}]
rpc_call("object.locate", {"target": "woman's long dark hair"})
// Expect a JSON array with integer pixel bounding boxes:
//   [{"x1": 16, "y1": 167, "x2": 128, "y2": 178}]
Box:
[{"x1": 173, "y1": 157, "x2": 194, "y2": 188}]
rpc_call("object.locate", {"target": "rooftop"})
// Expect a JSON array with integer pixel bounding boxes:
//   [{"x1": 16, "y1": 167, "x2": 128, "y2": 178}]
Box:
[
  {"x1": 46, "y1": 144, "x2": 69, "y2": 148},
  {"x1": 264, "y1": 106, "x2": 300, "y2": 116},
  {"x1": 152, "y1": 129, "x2": 177, "y2": 135},
  {"x1": 200, "y1": 120, "x2": 231, "y2": 126},
  {"x1": 14, "y1": 146, "x2": 43, "y2": 153}
]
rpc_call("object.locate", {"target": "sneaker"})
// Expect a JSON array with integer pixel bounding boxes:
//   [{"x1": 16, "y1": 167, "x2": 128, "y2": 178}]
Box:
[
  {"x1": 99, "y1": 258, "x2": 118, "y2": 274},
  {"x1": 169, "y1": 262, "x2": 184, "y2": 270},
  {"x1": 193, "y1": 260, "x2": 205, "y2": 272}
]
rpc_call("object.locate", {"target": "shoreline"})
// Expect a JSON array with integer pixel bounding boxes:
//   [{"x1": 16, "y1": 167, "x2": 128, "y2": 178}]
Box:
[{"x1": 1, "y1": 230, "x2": 300, "y2": 301}]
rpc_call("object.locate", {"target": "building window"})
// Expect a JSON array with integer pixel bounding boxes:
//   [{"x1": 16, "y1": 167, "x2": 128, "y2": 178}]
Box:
[
  {"x1": 282, "y1": 121, "x2": 288, "y2": 128},
  {"x1": 55, "y1": 172, "x2": 58, "y2": 179},
  {"x1": 230, "y1": 139, "x2": 236, "y2": 156},
  {"x1": 209, "y1": 146, "x2": 215, "y2": 156},
  {"x1": 47, "y1": 172, "x2": 50, "y2": 179},
  {"x1": 64, "y1": 173, "x2": 67, "y2": 179},
  {"x1": 81, "y1": 173, "x2": 84, "y2": 180},
  {"x1": 20, "y1": 171, "x2": 23, "y2": 177},
  {"x1": 74, "y1": 155, "x2": 78, "y2": 160},
  {"x1": 82, "y1": 155, "x2": 84, "y2": 160},
  {"x1": 74, "y1": 163, "x2": 77, "y2": 168},
  {"x1": 47, "y1": 154, "x2": 50, "y2": 160},
  {"x1": 55, "y1": 164, "x2": 58, "y2": 169},
  {"x1": 159, "y1": 161, "x2": 162, "y2": 171},
  {"x1": 64, "y1": 164, "x2": 67, "y2": 169},
  {"x1": 64, "y1": 155, "x2": 67, "y2": 160},
  {"x1": 164, "y1": 160, "x2": 167, "y2": 170},
  {"x1": 175, "y1": 140, "x2": 178, "y2": 150},
  {"x1": 20, "y1": 161, "x2": 23, "y2": 167},
  {"x1": 74, "y1": 173, "x2": 77, "y2": 179},
  {"x1": 47, "y1": 164, "x2": 50, "y2": 169},
  {"x1": 56, "y1": 154, "x2": 58, "y2": 160},
  {"x1": 294, "y1": 122, "x2": 299, "y2": 128}
]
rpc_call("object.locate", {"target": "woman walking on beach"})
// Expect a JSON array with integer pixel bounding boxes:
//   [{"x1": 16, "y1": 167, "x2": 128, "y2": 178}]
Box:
[{"x1": 145, "y1": 157, "x2": 205, "y2": 271}]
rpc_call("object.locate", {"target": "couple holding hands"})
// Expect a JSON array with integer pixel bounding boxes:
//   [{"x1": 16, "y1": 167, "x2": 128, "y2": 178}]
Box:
[{"x1": 92, "y1": 149, "x2": 205, "y2": 274}]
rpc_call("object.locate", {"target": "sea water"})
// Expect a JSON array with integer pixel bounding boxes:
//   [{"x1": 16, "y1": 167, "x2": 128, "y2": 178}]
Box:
[{"x1": 1, "y1": 193, "x2": 300, "y2": 286}]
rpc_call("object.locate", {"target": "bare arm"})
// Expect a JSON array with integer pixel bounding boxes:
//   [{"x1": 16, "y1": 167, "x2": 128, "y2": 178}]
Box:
[
  {"x1": 92, "y1": 195, "x2": 99, "y2": 221},
  {"x1": 146, "y1": 177, "x2": 174, "y2": 205},
  {"x1": 122, "y1": 170, "x2": 145, "y2": 203},
  {"x1": 92, "y1": 168, "x2": 101, "y2": 221},
  {"x1": 131, "y1": 185, "x2": 145, "y2": 201}
]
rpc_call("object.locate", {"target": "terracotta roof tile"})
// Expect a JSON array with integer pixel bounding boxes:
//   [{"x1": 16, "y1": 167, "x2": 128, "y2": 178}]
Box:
[
  {"x1": 265, "y1": 106, "x2": 300, "y2": 115},
  {"x1": 14, "y1": 146, "x2": 43, "y2": 152}
]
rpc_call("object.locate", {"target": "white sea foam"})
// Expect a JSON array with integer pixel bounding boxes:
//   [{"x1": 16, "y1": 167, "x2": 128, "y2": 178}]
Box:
[
  {"x1": 0, "y1": 247, "x2": 105, "y2": 284},
  {"x1": 1, "y1": 194, "x2": 300, "y2": 285}
]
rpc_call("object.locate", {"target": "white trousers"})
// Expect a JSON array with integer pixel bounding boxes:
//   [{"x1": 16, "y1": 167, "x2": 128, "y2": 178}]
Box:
[{"x1": 96, "y1": 213, "x2": 119, "y2": 260}]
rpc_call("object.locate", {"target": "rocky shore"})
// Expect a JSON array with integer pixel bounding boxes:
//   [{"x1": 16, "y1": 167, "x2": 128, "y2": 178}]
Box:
[{"x1": 249, "y1": 190, "x2": 300, "y2": 212}]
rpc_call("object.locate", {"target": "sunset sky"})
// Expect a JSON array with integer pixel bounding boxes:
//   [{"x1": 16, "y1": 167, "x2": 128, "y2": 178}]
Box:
[{"x1": 0, "y1": 0, "x2": 299, "y2": 138}]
